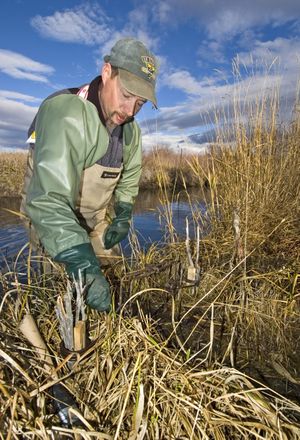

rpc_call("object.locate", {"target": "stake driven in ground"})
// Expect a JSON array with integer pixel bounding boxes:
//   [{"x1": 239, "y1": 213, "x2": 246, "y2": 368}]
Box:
[
  {"x1": 56, "y1": 274, "x2": 87, "y2": 352},
  {"x1": 185, "y1": 217, "x2": 200, "y2": 283}
]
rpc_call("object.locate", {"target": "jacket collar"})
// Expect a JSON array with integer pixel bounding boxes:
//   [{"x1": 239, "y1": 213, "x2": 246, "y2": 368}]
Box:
[{"x1": 87, "y1": 76, "x2": 106, "y2": 125}]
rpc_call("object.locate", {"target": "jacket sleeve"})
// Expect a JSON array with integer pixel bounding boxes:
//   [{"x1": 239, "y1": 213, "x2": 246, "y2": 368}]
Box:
[
  {"x1": 114, "y1": 122, "x2": 142, "y2": 205},
  {"x1": 25, "y1": 94, "x2": 105, "y2": 257}
]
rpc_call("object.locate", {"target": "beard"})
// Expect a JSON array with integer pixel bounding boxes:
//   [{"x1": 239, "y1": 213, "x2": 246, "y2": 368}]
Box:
[{"x1": 108, "y1": 111, "x2": 130, "y2": 125}]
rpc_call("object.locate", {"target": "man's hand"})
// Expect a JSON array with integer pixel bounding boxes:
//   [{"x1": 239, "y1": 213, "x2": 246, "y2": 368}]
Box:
[
  {"x1": 54, "y1": 243, "x2": 111, "y2": 312},
  {"x1": 85, "y1": 271, "x2": 111, "y2": 311},
  {"x1": 104, "y1": 201, "x2": 133, "y2": 249}
]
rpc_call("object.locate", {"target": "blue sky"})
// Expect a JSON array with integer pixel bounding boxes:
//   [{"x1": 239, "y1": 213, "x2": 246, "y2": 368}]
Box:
[{"x1": 0, "y1": 0, "x2": 299, "y2": 152}]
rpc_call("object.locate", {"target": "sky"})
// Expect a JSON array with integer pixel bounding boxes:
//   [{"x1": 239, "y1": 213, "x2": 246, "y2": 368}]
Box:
[{"x1": 0, "y1": 0, "x2": 299, "y2": 152}]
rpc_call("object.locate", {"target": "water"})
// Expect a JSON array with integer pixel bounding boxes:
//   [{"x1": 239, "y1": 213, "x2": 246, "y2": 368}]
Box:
[
  {"x1": 0, "y1": 190, "x2": 207, "y2": 266},
  {"x1": 0, "y1": 198, "x2": 29, "y2": 265},
  {"x1": 128, "y1": 189, "x2": 207, "y2": 251}
]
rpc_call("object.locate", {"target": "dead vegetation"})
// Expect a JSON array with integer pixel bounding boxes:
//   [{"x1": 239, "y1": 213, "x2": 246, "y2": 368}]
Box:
[
  {"x1": 139, "y1": 147, "x2": 206, "y2": 190},
  {"x1": 0, "y1": 152, "x2": 27, "y2": 197},
  {"x1": 0, "y1": 275, "x2": 300, "y2": 439},
  {"x1": 0, "y1": 73, "x2": 300, "y2": 438}
]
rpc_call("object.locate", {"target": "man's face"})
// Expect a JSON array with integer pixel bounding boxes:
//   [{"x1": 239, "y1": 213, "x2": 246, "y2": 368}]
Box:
[{"x1": 100, "y1": 64, "x2": 147, "y2": 126}]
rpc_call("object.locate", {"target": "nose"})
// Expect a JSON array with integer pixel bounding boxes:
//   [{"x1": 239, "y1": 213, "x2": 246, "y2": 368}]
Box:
[{"x1": 124, "y1": 99, "x2": 136, "y2": 117}]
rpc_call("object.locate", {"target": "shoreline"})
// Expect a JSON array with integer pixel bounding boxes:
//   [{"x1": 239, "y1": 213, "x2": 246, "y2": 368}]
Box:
[{"x1": 0, "y1": 148, "x2": 206, "y2": 197}]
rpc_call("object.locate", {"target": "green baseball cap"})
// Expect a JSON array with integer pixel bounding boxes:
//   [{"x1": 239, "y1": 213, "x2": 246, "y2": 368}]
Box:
[{"x1": 104, "y1": 38, "x2": 158, "y2": 107}]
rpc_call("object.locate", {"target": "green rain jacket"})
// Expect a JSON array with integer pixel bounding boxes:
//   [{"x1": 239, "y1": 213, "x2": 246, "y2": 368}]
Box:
[{"x1": 24, "y1": 81, "x2": 142, "y2": 258}]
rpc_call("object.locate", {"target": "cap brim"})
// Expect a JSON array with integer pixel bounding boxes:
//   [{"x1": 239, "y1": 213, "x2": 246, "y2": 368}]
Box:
[{"x1": 119, "y1": 69, "x2": 157, "y2": 108}]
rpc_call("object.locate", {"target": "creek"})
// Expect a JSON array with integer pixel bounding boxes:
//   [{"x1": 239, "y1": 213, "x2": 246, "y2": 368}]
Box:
[{"x1": 0, "y1": 189, "x2": 206, "y2": 266}]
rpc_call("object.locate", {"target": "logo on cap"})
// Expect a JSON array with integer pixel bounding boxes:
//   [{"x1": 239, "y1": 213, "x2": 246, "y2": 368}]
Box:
[{"x1": 141, "y1": 56, "x2": 156, "y2": 80}]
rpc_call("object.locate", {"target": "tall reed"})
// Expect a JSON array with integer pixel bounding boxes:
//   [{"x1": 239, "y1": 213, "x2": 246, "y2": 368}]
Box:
[{"x1": 0, "y1": 152, "x2": 27, "y2": 197}]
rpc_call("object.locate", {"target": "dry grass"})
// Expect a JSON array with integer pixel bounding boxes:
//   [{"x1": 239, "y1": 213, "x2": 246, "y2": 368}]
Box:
[
  {"x1": 0, "y1": 152, "x2": 27, "y2": 197},
  {"x1": 0, "y1": 275, "x2": 300, "y2": 439},
  {"x1": 0, "y1": 148, "x2": 205, "y2": 198},
  {"x1": 1, "y1": 73, "x2": 300, "y2": 438},
  {"x1": 139, "y1": 147, "x2": 207, "y2": 190},
  {"x1": 187, "y1": 104, "x2": 300, "y2": 268}
]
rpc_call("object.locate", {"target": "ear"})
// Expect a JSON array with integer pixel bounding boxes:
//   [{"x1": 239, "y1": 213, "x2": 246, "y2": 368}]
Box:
[{"x1": 101, "y1": 63, "x2": 112, "y2": 85}]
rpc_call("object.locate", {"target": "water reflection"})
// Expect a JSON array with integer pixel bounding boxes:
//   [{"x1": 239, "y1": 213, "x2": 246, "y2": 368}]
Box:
[
  {"x1": 0, "y1": 198, "x2": 28, "y2": 263},
  {"x1": 127, "y1": 190, "x2": 206, "y2": 253},
  {"x1": 0, "y1": 189, "x2": 206, "y2": 264}
]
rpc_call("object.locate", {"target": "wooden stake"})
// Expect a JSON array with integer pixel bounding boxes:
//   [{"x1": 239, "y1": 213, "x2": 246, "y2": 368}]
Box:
[{"x1": 73, "y1": 321, "x2": 86, "y2": 351}]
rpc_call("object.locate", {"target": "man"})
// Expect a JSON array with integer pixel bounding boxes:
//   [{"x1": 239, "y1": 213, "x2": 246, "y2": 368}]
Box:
[{"x1": 21, "y1": 38, "x2": 158, "y2": 312}]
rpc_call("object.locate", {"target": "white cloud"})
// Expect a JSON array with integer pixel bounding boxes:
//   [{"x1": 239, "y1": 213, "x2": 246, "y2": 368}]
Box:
[
  {"x1": 197, "y1": 41, "x2": 227, "y2": 66},
  {"x1": 154, "y1": 0, "x2": 300, "y2": 41},
  {"x1": 161, "y1": 70, "x2": 223, "y2": 97},
  {"x1": 31, "y1": 4, "x2": 111, "y2": 45},
  {"x1": 156, "y1": 1, "x2": 172, "y2": 23},
  {"x1": 152, "y1": 0, "x2": 300, "y2": 68},
  {"x1": 0, "y1": 98, "x2": 37, "y2": 130},
  {"x1": 125, "y1": 7, "x2": 159, "y2": 50},
  {"x1": 142, "y1": 132, "x2": 208, "y2": 153},
  {"x1": 162, "y1": 71, "x2": 203, "y2": 96},
  {"x1": 0, "y1": 90, "x2": 41, "y2": 103},
  {"x1": 31, "y1": 3, "x2": 159, "y2": 52},
  {"x1": 238, "y1": 37, "x2": 300, "y2": 74},
  {"x1": 0, "y1": 94, "x2": 38, "y2": 149},
  {"x1": 31, "y1": 3, "x2": 159, "y2": 77},
  {"x1": 0, "y1": 50, "x2": 54, "y2": 83}
]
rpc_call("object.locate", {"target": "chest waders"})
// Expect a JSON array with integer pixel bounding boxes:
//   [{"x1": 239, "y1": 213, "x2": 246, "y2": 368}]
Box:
[
  {"x1": 76, "y1": 161, "x2": 123, "y2": 264},
  {"x1": 20, "y1": 145, "x2": 41, "y2": 252}
]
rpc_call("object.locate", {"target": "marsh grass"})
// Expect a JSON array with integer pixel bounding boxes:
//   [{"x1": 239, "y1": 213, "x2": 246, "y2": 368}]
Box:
[
  {"x1": 139, "y1": 146, "x2": 207, "y2": 190},
  {"x1": 188, "y1": 85, "x2": 300, "y2": 264},
  {"x1": 1, "y1": 234, "x2": 299, "y2": 438},
  {"x1": 148, "y1": 76, "x2": 300, "y2": 399},
  {"x1": 1, "y1": 72, "x2": 300, "y2": 438},
  {"x1": 0, "y1": 152, "x2": 27, "y2": 197},
  {"x1": 0, "y1": 148, "x2": 204, "y2": 198},
  {"x1": 1, "y1": 268, "x2": 300, "y2": 439}
]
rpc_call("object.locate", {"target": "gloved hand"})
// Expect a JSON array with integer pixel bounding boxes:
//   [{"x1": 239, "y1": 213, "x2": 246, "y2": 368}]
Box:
[
  {"x1": 54, "y1": 243, "x2": 111, "y2": 312},
  {"x1": 104, "y1": 201, "x2": 133, "y2": 250}
]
